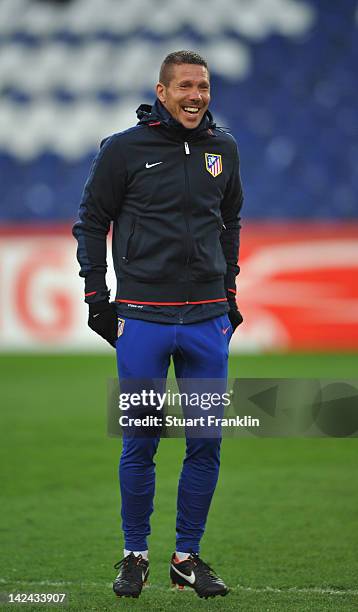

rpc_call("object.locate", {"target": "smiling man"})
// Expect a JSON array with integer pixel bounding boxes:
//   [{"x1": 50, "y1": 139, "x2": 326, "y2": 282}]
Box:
[
  {"x1": 73, "y1": 50, "x2": 243, "y2": 599},
  {"x1": 156, "y1": 59, "x2": 210, "y2": 129}
]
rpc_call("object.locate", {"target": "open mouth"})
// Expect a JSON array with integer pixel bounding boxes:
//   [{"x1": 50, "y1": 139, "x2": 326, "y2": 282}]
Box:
[{"x1": 182, "y1": 106, "x2": 200, "y2": 115}]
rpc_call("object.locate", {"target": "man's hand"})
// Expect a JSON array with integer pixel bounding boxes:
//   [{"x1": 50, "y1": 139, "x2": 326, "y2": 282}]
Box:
[
  {"x1": 88, "y1": 301, "x2": 118, "y2": 348},
  {"x1": 228, "y1": 296, "x2": 243, "y2": 332}
]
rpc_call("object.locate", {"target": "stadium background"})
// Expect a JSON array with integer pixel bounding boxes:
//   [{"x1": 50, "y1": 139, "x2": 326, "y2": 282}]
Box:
[{"x1": 1, "y1": 0, "x2": 357, "y2": 610}]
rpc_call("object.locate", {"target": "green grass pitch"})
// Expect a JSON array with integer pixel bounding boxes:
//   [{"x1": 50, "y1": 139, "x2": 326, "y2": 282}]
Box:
[{"x1": 1, "y1": 352, "x2": 358, "y2": 611}]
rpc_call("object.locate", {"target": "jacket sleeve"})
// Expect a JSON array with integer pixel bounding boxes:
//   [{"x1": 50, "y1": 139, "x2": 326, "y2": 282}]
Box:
[
  {"x1": 72, "y1": 136, "x2": 126, "y2": 303},
  {"x1": 220, "y1": 140, "x2": 244, "y2": 302}
]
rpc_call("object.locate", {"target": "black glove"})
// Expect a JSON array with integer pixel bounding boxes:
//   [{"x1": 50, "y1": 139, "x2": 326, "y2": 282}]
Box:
[
  {"x1": 228, "y1": 296, "x2": 243, "y2": 332},
  {"x1": 88, "y1": 300, "x2": 118, "y2": 348}
]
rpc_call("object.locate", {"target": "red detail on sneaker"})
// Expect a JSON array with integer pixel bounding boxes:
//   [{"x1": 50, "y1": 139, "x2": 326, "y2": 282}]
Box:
[{"x1": 174, "y1": 555, "x2": 190, "y2": 564}]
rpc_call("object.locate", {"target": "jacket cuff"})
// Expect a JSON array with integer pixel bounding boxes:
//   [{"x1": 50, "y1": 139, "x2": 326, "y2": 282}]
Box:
[
  {"x1": 84, "y1": 272, "x2": 110, "y2": 303},
  {"x1": 224, "y1": 275, "x2": 237, "y2": 307}
]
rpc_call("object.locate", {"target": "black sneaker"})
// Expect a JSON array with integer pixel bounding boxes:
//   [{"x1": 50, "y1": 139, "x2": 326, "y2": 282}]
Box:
[
  {"x1": 113, "y1": 552, "x2": 149, "y2": 598},
  {"x1": 170, "y1": 552, "x2": 229, "y2": 598}
]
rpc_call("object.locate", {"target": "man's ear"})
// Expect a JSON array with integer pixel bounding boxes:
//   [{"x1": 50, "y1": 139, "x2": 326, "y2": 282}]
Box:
[{"x1": 156, "y1": 82, "x2": 166, "y2": 103}]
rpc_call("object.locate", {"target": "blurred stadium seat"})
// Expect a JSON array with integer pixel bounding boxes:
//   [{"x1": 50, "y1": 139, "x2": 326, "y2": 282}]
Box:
[{"x1": 0, "y1": 0, "x2": 357, "y2": 222}]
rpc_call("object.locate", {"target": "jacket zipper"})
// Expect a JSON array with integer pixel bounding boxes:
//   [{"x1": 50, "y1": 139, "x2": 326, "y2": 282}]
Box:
[{"x1": 182, "y1": 141, "x2": 191, "y2": 308}]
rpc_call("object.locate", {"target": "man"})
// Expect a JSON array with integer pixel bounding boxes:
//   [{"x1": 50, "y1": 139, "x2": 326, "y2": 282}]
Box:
[{"x1": 73, "y1": 50, "x2": 243, "y2": 599}]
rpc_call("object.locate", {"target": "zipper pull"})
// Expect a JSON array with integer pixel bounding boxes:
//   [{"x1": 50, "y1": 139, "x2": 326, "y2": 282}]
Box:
[{"x1": 184, "y1": 141, "x2": 190, "y2": 155}]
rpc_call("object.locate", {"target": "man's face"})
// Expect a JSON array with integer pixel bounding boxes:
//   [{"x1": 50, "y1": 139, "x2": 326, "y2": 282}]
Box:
[{"x1": 156, "y1": 63, "x2": 210, "y2": 129}]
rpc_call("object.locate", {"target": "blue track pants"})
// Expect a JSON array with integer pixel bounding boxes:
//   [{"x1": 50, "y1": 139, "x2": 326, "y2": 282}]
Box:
[{"x1": 115, "y1": 314, "x2": 231, "y2": 553}]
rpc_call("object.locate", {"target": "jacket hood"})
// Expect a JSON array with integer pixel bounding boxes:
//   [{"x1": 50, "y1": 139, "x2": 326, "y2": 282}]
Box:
[{"x1": 136, "y1": 99, "x2": 216, "y2": 136}]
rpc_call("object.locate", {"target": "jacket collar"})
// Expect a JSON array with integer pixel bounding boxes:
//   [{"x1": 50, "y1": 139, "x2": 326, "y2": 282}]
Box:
[{"x1": 136, "y1": 99, "x2": 216, "y2": 138}]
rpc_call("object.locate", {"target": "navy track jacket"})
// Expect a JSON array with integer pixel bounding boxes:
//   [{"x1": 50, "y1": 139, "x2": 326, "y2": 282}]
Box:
[{"x1": 72, "y1": 100, "x2": 243, "y2": 306}]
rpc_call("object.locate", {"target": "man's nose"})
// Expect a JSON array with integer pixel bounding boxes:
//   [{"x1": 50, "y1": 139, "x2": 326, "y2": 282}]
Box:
[{"x1": 188, "y1": 89, "x2": 202, "y2": 101}]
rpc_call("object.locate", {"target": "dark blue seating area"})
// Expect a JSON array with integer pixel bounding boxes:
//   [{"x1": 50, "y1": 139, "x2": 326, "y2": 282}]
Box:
[{"x1": 0, "y1": 0, "x2": 357, "y2": 221}]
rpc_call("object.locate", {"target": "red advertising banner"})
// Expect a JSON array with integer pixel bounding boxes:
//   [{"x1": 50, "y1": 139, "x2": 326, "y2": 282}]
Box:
[
  {"x1": 0, "y1": 223, "x2": 357, "y2": 352},
  {"x1": 237, "y1": 222, "x2": 358, "y2": 351}
]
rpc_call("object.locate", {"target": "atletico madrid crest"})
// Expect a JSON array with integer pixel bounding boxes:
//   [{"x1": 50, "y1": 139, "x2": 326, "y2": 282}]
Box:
[
  {"x1": 117, "y1": 317, "x2": 125, "y2": 337},
  {"x1": 205, "y1": 153, "x2": 222, "y2": 177}
]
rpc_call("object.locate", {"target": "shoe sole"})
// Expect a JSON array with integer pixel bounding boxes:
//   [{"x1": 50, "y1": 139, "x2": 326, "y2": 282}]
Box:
[
  {"x1": 171, "y1": 581, "x2": 229, "y2": 598},
  {"x1": 114, "y1": 580, "x2": 148, "y2": 598}
]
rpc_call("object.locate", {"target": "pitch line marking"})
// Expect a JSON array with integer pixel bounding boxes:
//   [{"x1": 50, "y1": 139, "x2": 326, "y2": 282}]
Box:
[{"x1": 1, "y1": 579, "x2": 357, "y2": 596}]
